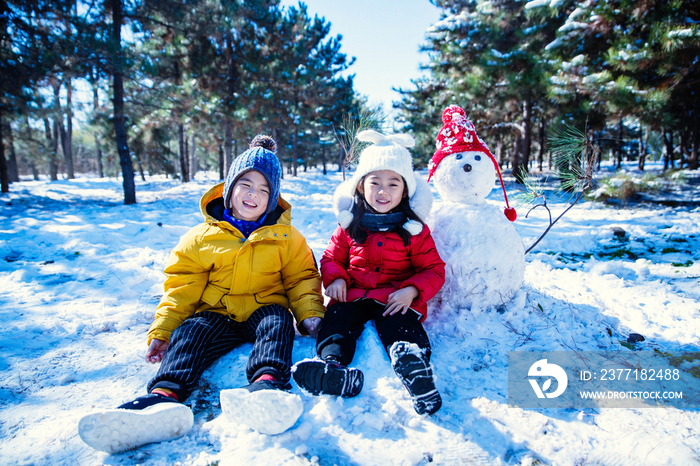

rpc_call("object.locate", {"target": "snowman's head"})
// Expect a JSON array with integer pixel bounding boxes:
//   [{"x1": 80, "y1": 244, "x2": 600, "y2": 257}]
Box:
[
  {"x1": 429, "y1": 105, "x2": 517, "y2": 220},
  {"x1": 432, "y1": 150, "x2": 496, "y2": 204}
]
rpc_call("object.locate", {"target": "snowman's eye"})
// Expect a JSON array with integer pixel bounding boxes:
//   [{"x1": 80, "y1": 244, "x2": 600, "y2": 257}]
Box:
[
  {"x1": 474, "y1": 155, "x2": 481, "y2": 161},
  {"x1": 455, "y1": 154, "x2": 463, "y2": 160}
]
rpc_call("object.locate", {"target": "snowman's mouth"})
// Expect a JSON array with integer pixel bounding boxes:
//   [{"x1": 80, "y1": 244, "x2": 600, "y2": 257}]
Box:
[{"x1": 463, "y1": 164, "x2": 472, "y2": 172}]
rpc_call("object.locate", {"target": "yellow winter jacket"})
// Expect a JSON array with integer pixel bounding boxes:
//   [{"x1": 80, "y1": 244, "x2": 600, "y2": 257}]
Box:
[{"x1": 147, "y1": 182, "x2": 325, "y2": 344}]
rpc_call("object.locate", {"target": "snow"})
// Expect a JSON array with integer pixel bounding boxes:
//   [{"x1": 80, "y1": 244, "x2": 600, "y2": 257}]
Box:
[
  {"x1": 668, "y1": 28, "x2": 697, "y2": 39},
  {"x1": 581, "y1": 72, "x2": 609, "y2": 84},
  {"x1": 1, "y1": 163, "x2": 699, "y2": 465},
  {"x1": 524, "y1": 0, "x2": 549, "y2": 10},
  {"x1": 545, "y1": 37, "x2": 563, "y2": 51},
  {"x1": 490, "y1": 49, "x2": 513, "y2": 59},
  {"x1": 558, "y1": 21, "x2": 588, "y2": 33}
]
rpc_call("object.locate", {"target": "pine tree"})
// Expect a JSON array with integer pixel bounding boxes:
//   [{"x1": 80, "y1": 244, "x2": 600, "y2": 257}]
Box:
[
  {"x1": 540, "y1": 0, "x2": 700, "y2": 170},
  {"x1": 399, "y1": 0, "x2": 561, "y2": 178}
]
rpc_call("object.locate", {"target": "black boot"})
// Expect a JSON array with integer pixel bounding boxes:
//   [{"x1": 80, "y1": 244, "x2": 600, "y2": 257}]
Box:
[
  {"x1": 390, "y1": 342, "x2": 442, "y2": 415},
  {"x1": 292, "y1": 357, "x2": 364, "y2": 398},
  {"x1": 240, "y1": 379, "x2": 290, "y2": 392},
  {"x1": 117, "y1": 393, "x2": 179, "y2": 410}
]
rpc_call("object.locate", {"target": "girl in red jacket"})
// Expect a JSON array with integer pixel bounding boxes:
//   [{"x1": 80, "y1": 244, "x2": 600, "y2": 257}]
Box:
[{"x1": 294, "y1": 130, "x2": 445, "y2": 415}]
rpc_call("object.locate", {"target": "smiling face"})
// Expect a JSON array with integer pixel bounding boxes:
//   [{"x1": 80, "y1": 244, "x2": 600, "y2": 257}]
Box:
[
  {"x1": 227, "y1": 170, "x2": 270, "y2": 221},
  {"x1": 433, "y1": 151, "x2": 496, "y2": 204},
  {"x1": 358, "y1": 170, "x2": 406, "y2": 213}
]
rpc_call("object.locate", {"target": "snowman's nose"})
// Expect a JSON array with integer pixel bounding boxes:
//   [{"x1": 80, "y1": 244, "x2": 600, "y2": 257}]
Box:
[{"x1": 463, "y1": 164, "x2": 472, "y2": 172}]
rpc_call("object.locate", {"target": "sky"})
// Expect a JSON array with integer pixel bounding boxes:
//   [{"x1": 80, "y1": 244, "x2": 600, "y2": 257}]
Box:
[{"x1": 278, "y1": 0, "x2": 443, "y2": 116}]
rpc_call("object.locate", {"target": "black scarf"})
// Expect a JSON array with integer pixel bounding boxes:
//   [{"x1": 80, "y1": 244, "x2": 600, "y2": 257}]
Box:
[{"x1": 360, "y1": 211, "x2": 407, "y2": 232}]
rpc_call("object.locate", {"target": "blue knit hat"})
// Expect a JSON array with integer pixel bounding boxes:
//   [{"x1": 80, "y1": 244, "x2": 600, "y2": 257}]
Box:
[{"x1": 223, "y1": 135, "x2": 282, "y2": 214}]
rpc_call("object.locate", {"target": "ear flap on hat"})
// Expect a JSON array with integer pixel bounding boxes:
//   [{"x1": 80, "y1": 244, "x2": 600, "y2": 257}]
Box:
[
  {"x1": 407, "y1": 173, "x2": 432, "y2": 223},
  {"x1": 400, "y1": 173, "x2": 433, "y2": 236},
  {"x1": 402, "y1": 220, "x2": 424, "y2": 236},
  {"x1": 333, "y1": 179, "x2": 355, "y2": 227}
]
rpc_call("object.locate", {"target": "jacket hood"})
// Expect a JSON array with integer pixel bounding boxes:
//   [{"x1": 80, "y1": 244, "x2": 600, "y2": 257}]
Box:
[
  {"x1": 200, "y1": 182, "x2": 291, "y2": 226},
  {"x1": 332, "y1": 172, "x2": 433, "y2": 236}
]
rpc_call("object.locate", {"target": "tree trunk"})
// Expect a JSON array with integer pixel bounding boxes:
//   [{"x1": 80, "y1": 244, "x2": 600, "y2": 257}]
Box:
[
  {"x1": 511, "y1": 134, "x2": 521, "y2": 181},
  {"x1": 273, "y1": 127, "x2": 283, "y2": 179},
  {"x1": 679, "y1": 128, "x2": 688, "y2": 169},
  {"x1": 30, "y1": 163, "x2": 39, "y2": 181},
  {"x1": 4, "y1": 121, "x2": 19, "y2": 182},
  {"x1": 184, "y1": 131, "x2": 189, "y2": 177},
  {"x1": 112, "y1": 0, "x2": 136, "y2": 204},
  {"x1": 50, "y1": 79, "x2": 68, "y2": 179},
  {"x1": 663, "y1": 128, "x2": 674, "y2": 171},
  {"x1": 178, "y1": 123, "x2": 189, "y2": 182},
  {"x1": 496, "y1": 136, "x2": 503, "y2": 168},
  {"x1": 224, "y1": 117, "x2": 233, "y2": 175},
  {"x1": 218, "y1": 144, "x2": 224, "y2": 180},
  {"x1": 92, "y1": 75, "x2": 104, "y2": 178},
  {"x1": 519, "y1": 97, "x2": 532, "y2": 181},
  {"x1": 538, "y1": 118, "x2": 545, "y2": 172},
  {"x1": 44, "y1": 118, "x2": 59, "y2": 181},
  {"x1": 225, "y1": 31, "x2": 237, "y2": 106},
  {"x1": 638, "y1": 124, "x2": 646, "y2": 171},
  {"x1": 134, "y1": 150, "x2": 146, "y2": 181},
  {"x1": 321, "y1": 143, "x2": 327, "y2": 175},
  {"x1": 96, "y1": 137, "x2": 103, "y2": 178},
  {"x1": 189, "y1": 133, "x2": 197, "y2": 180},
  {"x1": 223, "y1": 30, "x2": 237, "y2": 179},
  {"x1": 64, "y1": 78, "x2": 74, "y2": 179},
  {"x1": 292, "y1": 128, "x2": 298, "y2": 177},
  {"x1": 691, "y1": 104, "x2": 699, "y2": 170},
  {"x1": 0, "y1": 112, "x2": 8, "y2": 193},
  {"x1": 616, "y1": 118, "x2": 623, "y2": 170}
]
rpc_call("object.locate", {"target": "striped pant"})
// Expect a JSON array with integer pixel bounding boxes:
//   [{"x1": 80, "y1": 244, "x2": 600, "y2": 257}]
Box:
[{"x1": 147, "y1": 305, "x2": 294, "y2": 401}]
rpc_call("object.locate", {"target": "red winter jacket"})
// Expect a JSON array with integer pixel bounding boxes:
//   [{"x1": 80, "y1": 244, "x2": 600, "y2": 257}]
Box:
[{"x1": 320, "y1": 224, "x2": 446, "y2": 321}]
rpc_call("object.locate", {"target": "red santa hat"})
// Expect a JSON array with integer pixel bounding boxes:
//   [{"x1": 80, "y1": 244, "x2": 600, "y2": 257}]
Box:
[{"x1": 428, "y1": 105, "x2": 516, "y2": 222}]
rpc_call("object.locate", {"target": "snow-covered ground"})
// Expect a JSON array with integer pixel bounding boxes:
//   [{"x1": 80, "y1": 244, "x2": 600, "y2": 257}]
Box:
[{"x1": 0, "y1": 162, "x2": 699, "y2": 466}]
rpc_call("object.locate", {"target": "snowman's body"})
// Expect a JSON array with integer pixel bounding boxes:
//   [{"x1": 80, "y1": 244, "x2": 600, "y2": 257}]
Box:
[{"x1": 427, "y1": 151, "x2": 525, "y2": 309}]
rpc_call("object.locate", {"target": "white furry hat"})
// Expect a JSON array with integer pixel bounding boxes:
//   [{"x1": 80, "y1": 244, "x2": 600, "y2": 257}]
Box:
[
  {"x1": 334, "y1": 130, "x2": 433, "y2": 236},
  {"x1": 348, "y1": 130, "x2": 417, "y2": 198}
]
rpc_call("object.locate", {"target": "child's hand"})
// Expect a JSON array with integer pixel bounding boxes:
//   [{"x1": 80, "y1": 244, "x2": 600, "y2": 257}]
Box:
[
  {"x1": 146, "y1": 339, "x2": 169, "y2": 364},
  {"x1": 302, "y1": 317, "x2": 321, "y2": 337},
  {"x1": 384, "y1": 286, "x2": 419, "y2": 316},
  {"x1": 325, "y1": 279, "x2": 347, "y2": 302}
]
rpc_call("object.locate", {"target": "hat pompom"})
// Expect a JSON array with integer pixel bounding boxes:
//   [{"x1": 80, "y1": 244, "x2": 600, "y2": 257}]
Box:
[
  {"x1": 504, "y1": 207, "x2": 517, "y2": 222},
  {"x1": 442, "y1": 105, "x2": 466, "y2": 124},
  {"x1": 337, "y1": 210, "x2": 354, "y2": 228},
  {"x1": 249, "y1": 134, "x2": 277, "y2": 153},
  {"x1": 403, "y1": 220, "x2": 424, "y2": 236}
]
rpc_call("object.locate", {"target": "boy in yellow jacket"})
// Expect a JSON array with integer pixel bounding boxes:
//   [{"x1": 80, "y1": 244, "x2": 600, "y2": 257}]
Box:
[{"x1": 79, "y1": 135, "x2": 325, "y2": 453}]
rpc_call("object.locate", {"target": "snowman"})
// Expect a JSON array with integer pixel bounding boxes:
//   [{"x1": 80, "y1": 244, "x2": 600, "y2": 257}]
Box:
[{"x1": 426, "y1": 105, "x2": 525, "y2": 311}]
